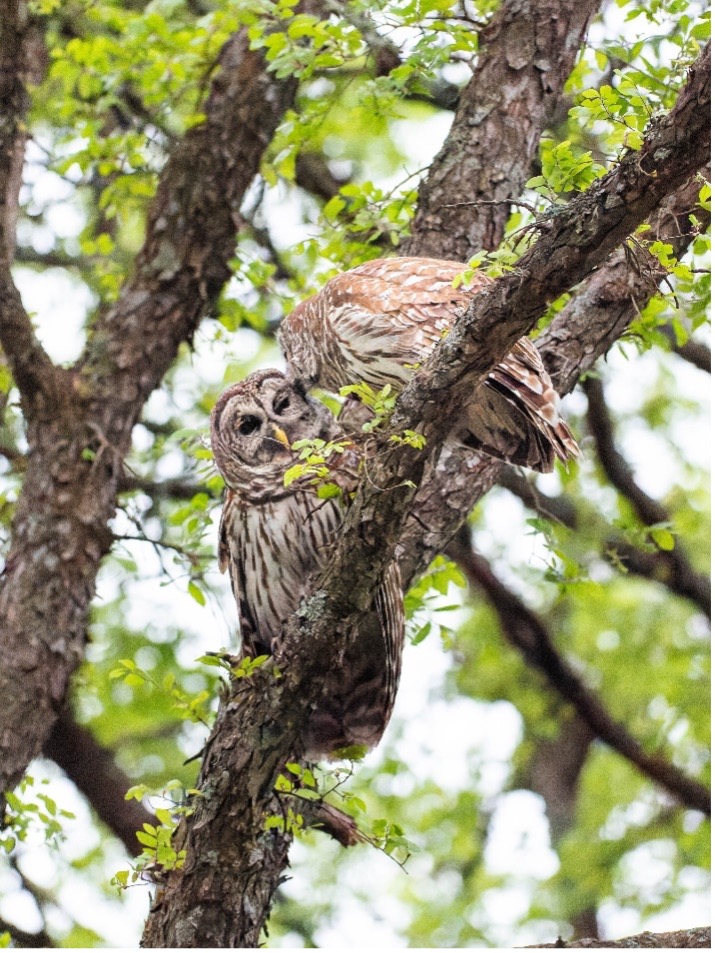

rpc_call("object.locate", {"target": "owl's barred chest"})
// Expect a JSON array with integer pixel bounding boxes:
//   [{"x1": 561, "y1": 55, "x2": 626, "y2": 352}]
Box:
[{"x1": 232, "y1": 491, "x2": 345, "y2": 646}]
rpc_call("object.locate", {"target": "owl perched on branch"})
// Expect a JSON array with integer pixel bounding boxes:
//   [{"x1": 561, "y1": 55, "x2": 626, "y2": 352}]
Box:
[
  {"x1": 279, "y1": 256, "x2": 579, "y2": 472},
  {"x1": 210, "y1": 369, "x2": 404, "y2": 759}
]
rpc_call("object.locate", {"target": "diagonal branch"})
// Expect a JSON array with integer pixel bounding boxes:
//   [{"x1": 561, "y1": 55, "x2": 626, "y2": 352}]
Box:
[
  {"x1": 446, "y1": 526, "x2": 710, "y2": 815},
  {"x1": 42, "y1": 710, "x2": 156, "y2": 857},
  {"x1": 319, "y1": 45, "x2": 710, "y2": 642},
  {"x1": 660, "y1": 323, "x2": 711, "y2": 372},
  {"x1": 585, "y1": 373, "x2": 686, "y2": 527},
  {"x1": 395, "y1": 43, "x2": 710, "y2": 442},
  {"x1": 401, "y1": 157, "x2": 710, "y2": 588},
  {"x1": 140, "y1": 42, "x2": 710, "y2": 949},
  {"x1": 583, "y1": 375, "x2": 710, "y2": 616}
]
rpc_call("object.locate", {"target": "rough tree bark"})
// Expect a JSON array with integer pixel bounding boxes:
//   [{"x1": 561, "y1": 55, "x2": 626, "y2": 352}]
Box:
[
  {"x1": 528, "y1": 925, "x2": 711, "y2": 948},
  {"x1": 140, "y1": 44, "x2": 711, "y2": 948}
]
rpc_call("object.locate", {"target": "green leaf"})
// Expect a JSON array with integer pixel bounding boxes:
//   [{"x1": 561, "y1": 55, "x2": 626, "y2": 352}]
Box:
[
  {"x1": 187, "y1": 580, "x2": 207, "y2": 606},
  {"x1": 650, "y1": 527, "x2": 675, "y2": 551}
]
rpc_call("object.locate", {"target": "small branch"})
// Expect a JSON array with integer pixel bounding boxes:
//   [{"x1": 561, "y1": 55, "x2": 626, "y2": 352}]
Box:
[
  {"x1": 118, "y1": 473, "x2": 210, "y2": 500},
  {"x1": 498, "y1": 468, "x2": 711, "y2": 617},
  {"x1": 446, "y1": 528, "x2": 711, "y2": 816},
  {"x1": 583, "y1": 376, "x2": 710, "y2": 616},
  {"x1": 659, "y1": 323, "x2": 711, "y2": 373},
  {"x1": 287, "y1": 795, "x2": 369, "y2": 847},
  {"x1": 526, "y1": 925, "x2": 711, "y2": 948},
  {"x1": 294, "y1": 152, "x2": 350, "y2": 202},
  {"x1": 43, "y1": 709, "x2": 156, "y2": 857},
  {"x1": 15, "y1": 246, "x2": 94, "y2": 272}
]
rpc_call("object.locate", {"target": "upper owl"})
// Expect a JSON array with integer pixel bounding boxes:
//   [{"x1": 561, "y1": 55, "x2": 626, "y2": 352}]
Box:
[{"x1": 278, "y1": 256, "x2": 579, "y2": 473}]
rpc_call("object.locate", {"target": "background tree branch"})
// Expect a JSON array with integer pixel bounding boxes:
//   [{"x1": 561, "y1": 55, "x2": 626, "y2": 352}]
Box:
[
  {"x1": 42, "y1": 710, "x2": 156, "y2": 857},
  {"x1": 402, "y1": 163, "x2": 710, "y2": 585},
  {"x1": 497, "y1": 466, "x2": 711, "y2": 616},
  {"x1": 446, "y1": 526, "x2": 710, "y2": 815}
]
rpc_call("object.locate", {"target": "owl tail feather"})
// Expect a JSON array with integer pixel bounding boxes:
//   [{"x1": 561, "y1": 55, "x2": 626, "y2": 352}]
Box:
[{"x1": 460, "y1": 374, "x2": 579, "y2": 474}]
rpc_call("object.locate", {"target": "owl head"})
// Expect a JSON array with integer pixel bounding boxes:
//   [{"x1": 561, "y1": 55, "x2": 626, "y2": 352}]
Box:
[{"x1": 210, "y1": 369, "x2": 339, "y2": 499}]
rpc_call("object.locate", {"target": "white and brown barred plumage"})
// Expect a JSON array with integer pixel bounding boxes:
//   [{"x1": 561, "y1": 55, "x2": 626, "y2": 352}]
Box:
[
  {"x1": 279, "y1": 257, "x2": 579, "y2": 472},
  {"x1": 210, "y1": 369, "x2": 404, "y2": 758}
]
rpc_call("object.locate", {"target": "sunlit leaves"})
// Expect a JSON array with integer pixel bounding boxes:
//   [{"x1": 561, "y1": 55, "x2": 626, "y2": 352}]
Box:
[{"x1": 2, "y1": 775, "x2": 75, "y2": 855}]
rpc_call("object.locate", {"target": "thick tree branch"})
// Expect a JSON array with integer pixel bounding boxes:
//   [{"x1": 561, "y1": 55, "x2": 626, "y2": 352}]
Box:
[
  {"x1": 446, "y1": 527, "x2": 710, "y2": 815},
  {"x1": 536, "y1": 172, "x2": 710, "y2": 396},
  {"x1": 395, "y1": 45, "x2": 710, "y2": 441},
  {"x1": 323, "y1": 46, "x2": 710, "y2": 633},
  {"x1": 401, "y1": 155, "x2": 710, "y2": 587},
  {"x1": 402, "y1": 0, "x2": 602, "y2": 259}
]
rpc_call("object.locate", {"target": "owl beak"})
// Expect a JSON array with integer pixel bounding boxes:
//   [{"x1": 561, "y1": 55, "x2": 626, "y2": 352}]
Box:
[{"x1": 272, "y1": 425, "x2": 291, "y2": 448}]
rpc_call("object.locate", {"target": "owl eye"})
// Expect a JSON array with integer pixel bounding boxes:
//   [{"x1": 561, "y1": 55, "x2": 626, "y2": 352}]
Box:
[
  {"x1": 272, "y1": 392, "x2": 292, "y2": 415},
  {"x1": 237, "y1": 415, "x2": 261, "y2": 436}
]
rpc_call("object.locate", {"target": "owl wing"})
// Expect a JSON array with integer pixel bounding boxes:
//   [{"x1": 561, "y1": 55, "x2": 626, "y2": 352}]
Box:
[
  {"x1": 485, "y1": 338, "x2": 580, "y2": 464},
  {"x1": 302, "y1": 558, "x2": 406, "y2": 758},
  {"x1": 316, "y1": 257, "x2": 485, "y2": 389}
]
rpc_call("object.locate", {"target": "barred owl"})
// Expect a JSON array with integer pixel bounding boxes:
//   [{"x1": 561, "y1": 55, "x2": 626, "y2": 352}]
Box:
[
  {"x1": 278, "y1": 257, "x2": 579, "y2": 472},
  {"x1": 210, "y1": 368, "x2": 404, "y2": 759}
]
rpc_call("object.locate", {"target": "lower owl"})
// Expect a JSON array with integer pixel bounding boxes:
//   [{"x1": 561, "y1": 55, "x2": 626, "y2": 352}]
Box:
[{"x1": 210, "y1": 368, "x2": 404, "y2": 758}]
